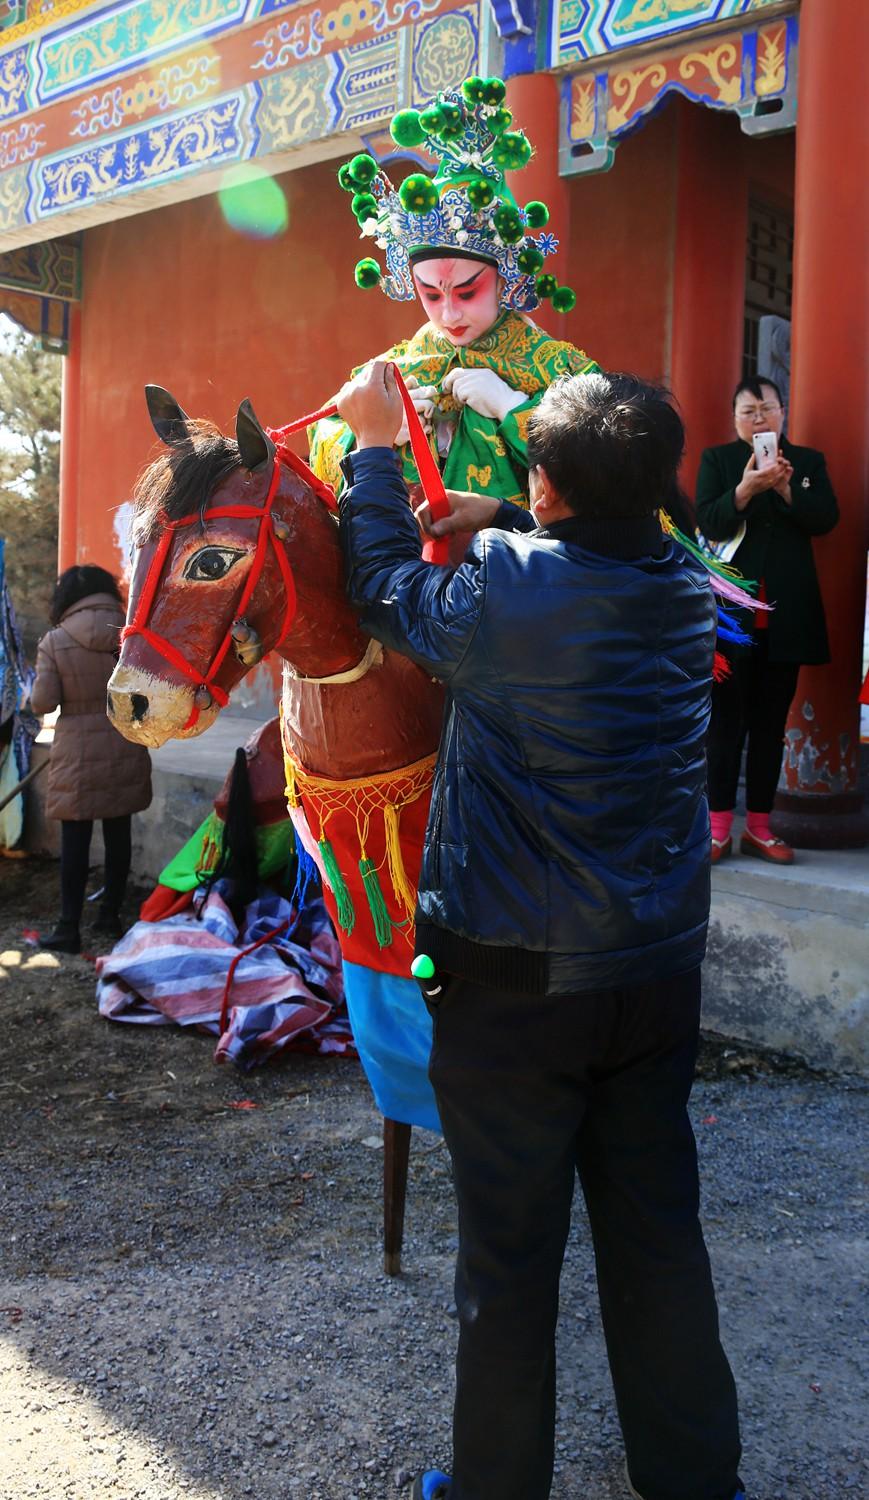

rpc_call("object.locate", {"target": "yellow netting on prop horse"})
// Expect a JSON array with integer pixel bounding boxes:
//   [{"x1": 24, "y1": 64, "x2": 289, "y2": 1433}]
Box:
[{"x1": 283, "y1": 742, "x2": 436, "y2": 950}]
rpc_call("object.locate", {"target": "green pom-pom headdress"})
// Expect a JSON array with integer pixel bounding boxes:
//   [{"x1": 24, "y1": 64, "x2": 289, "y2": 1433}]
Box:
[{"x1": 339, "y1": 77, "x2": 576, "y2": 315}]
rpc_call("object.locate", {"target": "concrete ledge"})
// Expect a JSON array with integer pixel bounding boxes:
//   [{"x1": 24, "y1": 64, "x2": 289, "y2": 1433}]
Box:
[
  {"x1": 705, "y1": 850, "x2": 869, "y2": 1075},
  {"x1": 23, "y1": 719, "x2": 869, "y2": 1075}
]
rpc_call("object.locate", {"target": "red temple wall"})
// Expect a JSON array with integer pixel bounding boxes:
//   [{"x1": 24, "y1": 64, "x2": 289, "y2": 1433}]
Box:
[{"x1": 67, "y1": 98, "x2": 795, "y2": 580}]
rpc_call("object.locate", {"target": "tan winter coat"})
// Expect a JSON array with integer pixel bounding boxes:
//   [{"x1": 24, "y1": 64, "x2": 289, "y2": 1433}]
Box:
[{"x1": 31, "y1": 593, "x2": 152, "y2": 822}]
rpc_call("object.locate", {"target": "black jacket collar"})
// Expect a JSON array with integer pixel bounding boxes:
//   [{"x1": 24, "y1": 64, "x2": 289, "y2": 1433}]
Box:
[{"x1": 537, "y1": 513, "x2": 665, "y2": 560}]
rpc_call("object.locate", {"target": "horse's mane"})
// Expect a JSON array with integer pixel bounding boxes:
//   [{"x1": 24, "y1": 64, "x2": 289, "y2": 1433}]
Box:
[{"x1": 132, "y1": 421, "x2": 242, "y2": 541}]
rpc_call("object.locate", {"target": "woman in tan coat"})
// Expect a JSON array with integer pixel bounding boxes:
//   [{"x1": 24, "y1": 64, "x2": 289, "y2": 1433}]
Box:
[{"x1": 31, "y1": 565, "x2": 152, "y2": 953}]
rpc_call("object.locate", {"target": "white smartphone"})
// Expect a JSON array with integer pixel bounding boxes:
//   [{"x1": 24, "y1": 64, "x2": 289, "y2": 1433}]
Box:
[{"x1": 752, "y1": 430, "x2": 778, "y2": 470}]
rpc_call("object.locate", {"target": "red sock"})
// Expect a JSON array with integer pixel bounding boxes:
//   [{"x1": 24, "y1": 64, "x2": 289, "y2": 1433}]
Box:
[
  {"x1": 710, "y1": 810, "x2": 733, "y2": 843},
  {"x1": 746, "y1": 811, "x2": 773, "y2": 841}
]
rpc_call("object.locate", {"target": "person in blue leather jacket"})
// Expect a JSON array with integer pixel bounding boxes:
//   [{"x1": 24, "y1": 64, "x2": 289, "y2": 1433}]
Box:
[{"x1": 336, "y1": 362, "x2": 744, "y2": 1500}]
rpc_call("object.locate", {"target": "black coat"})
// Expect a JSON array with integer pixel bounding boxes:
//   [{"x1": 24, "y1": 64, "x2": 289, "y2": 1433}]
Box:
[
  {"x1": 340, "y1": 448, "x2": 716, "y2": 997},
  {"x1": 695, "y1": 437, "x2": 838, "y2": 665}
]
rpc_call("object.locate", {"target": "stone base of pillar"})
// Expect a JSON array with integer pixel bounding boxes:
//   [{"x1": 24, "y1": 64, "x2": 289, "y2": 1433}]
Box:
[{"x1": 772, "y1": 790, "x2": 869, "y2": 850}]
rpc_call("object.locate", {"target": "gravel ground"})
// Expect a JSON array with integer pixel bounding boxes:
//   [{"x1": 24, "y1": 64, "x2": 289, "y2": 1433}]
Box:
[{"x1": 0, "y1": 856, "x2": 866, "y2": 1500}]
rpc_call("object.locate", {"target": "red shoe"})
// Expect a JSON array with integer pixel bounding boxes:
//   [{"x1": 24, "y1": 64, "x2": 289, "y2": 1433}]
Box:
[
  {"x1": 740, "y1": 829, "x2": 794, "y2": 864},
  {"x1": 711, "y1": 835, "x2": 732, "y2": 865}
]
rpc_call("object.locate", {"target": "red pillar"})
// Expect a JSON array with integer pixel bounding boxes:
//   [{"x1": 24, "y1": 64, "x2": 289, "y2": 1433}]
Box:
[
  {"x1": 772, "y1": 0, "x2": 869, "y2": 847},
  {"x1": 506, "y1": 72, "x2": 572, "y2": 342},
  {"x1": 670, "y1": 102, "x2": 747, "y2": 494},
  {"x1": 58, "y1": 303, "x2": 82, "y2": 573}
]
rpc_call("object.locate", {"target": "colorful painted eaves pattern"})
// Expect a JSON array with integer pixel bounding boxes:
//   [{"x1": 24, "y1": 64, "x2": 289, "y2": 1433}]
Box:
[
  {"x1": 0, "y1": 0, "x2": 486, "y2": 240},
  {"x1": 550, "y1": 0, "x2": 788, "y2": 67},
  {"x1": 562, "y1": 10, "x2": 798, "y2": 173}
]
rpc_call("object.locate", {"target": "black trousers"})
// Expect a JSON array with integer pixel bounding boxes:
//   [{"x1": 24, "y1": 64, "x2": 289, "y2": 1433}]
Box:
[
  {"x1": 707, "y1": 634, "x2": 800, "y2": 814},
  {"x1": 60, "y1": 816, "x2": 132, "y2": 926},
  {"x1": 428, "y1": 969, "x2": 742, "y2": 1500}
]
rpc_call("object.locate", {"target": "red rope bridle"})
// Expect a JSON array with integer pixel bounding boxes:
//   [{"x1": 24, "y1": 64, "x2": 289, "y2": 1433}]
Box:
[{"x1": 121, "y1": 368, "x2": 450, "y2": 732}]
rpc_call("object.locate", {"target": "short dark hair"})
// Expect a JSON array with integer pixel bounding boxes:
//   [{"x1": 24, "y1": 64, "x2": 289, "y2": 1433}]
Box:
[
  {"x1": 50, "y1": 565, "x2": 121, "y2": 626},
  {"x1": 732, "y1": 374, "x2": 783, "y2": 408},
  {"x1": 526, "y1": 371, "x2": 685, "y2": 520}
]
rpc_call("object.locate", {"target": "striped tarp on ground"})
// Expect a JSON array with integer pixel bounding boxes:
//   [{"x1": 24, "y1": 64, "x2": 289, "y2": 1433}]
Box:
[{"x1": 96, "y1": 882, "x2": 353, "y2": 1070}]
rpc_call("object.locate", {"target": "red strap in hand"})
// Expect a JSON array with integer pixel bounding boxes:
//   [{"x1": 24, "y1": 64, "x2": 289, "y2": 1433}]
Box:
[{"x1": 270, "y1": 365, "x2": 452, "y2": 565}]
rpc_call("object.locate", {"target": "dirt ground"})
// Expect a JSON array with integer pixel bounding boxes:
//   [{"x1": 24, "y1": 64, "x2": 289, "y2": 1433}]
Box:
[{"x1": 0, "y1": 855, "x2": 866, "y2": 1500}]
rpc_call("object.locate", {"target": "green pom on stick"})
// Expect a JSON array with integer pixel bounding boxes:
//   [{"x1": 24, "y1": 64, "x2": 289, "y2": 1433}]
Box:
[
  {"x1": 491, "y1": 131, "x2": 532, "y2": 171},
  {"x1": 462, "y1": 76, "x2": 487, "y2": 106},
  {"x1": 349, "y1": 153, "x2": 377, "y2": 186},
  {"x1": 419, "y1": 104, "x2": 445, "y2": 134},
  {"x1": 517, "y1": 244, "x2": 544, "y2": 274},
  {"x1": 551, "y1": 285, "x2": 577, "y2": 313},
  {"x1": 524, "y1": 200, "x2": 549, "y2": 228},
  {"x1": 487, "y1": 107, "x2": 513, "y2": 135},
  {"x1": 493, "y1": 205, "x2": 523, "y2": 244},
  {"x1": 439, "y1": 100, "x2": 464, "y2": 129},
  {"x1": 354, "y1": 258, "x2": 382, "y2": 289},
  {"x1": 399, "y1": 173, "x2": 439, "y2": 214},
  {"x1": 535, "y1": 273, "x2": 558, "y2": 299},
  {"x1": 351, "y1": 191, "x2": 378, "y2": 221},
  {"x1": 390, "y1": 109, "x2": 426, "y2": 147},
  {"x1": 466, "y1": 178, "x2": 495, "y2": 208},
  {"x1": 482, "y1": 77, "x2": 507, "y2": 105}
]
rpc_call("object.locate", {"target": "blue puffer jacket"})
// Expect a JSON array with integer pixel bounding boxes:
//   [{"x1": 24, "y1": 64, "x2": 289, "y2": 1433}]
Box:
[{"x1": 340, "y1": 449, "x2": 716, "y2": 996}]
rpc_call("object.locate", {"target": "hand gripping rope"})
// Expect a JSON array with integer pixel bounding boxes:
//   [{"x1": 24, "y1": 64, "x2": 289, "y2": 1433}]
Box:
[{"x1": 121, "y1": 366, "x2": 451, "y2": 732}]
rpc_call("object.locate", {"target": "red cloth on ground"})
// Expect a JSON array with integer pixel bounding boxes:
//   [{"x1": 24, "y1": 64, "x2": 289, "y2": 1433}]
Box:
[{"x1": 139, "y1": 885, "x2": 194, "y2": 922}]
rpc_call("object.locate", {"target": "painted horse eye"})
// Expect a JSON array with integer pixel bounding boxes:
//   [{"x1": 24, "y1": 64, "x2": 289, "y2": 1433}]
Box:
[{"x1": 183, "y1": 546, "x2": 246, "y2": 582}]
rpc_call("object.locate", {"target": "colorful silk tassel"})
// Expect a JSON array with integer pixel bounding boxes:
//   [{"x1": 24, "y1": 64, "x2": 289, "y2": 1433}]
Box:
[
  {"x1": 318, "y1": 835, "x2": 356, "y2": 935},
  {"x1": 359, "y1": 857, "x2": 394, "y2": 948},
  {"x1": 383, "y1": 803, "x2": 417, "y2": 923},
  {"x1": 660, "y1": 511, "x2": 770, "y2": 614},
  {"x1": 716, "y1": 606, "x2": 754, "y2": 649},
  {"x1": 290, "y1": 827, "x2": 318, "y2": 928}
]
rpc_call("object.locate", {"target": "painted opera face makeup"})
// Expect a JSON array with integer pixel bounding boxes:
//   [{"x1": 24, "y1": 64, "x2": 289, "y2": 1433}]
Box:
[{"x1": 412, "y1": 257, "x2": 500, "y2": 346}]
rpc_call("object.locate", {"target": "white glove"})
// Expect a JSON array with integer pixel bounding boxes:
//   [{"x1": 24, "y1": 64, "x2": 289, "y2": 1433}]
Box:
[
  {"x1": 442, "y1": 367, "x2": 526, "y2": 423},
  {"x1": 394, "y1": 376, "x2": 437, "y2": 448}
]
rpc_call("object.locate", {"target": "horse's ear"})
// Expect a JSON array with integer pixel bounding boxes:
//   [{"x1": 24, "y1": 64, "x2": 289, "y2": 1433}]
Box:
[
  {"x1": 236, "y1": 399, "x2": 275, "y2": 472},
  {"x1": 145, "y1": 385, "x2": 192, "y2": 446}
]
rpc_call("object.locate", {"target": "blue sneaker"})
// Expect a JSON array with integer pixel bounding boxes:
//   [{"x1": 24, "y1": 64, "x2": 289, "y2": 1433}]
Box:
[{"x1": 411, "y1": 1472, "x2": 451, "y2": 1500}]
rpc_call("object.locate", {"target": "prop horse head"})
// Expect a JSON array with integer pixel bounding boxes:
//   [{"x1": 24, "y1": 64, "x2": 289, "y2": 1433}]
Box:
[
  {"x1": 108, "y1": 386, "x2": 374, "y2": 748},
  {"x1": 109, "y1": 388, "x2": 443, "y2": 779}
]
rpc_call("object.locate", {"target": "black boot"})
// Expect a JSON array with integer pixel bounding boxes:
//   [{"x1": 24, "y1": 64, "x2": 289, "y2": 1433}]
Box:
[
  {"x1": 92, "y1": 906, "x2": 124, "y2": 940},
  {"x1": 39, "y1": 919, "x2": 81, "y2": 955}
]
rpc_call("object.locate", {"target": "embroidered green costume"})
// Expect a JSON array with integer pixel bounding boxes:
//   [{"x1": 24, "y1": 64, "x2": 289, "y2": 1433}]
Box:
[{"x1": 310, "y1": 311, "x2": 600, "y2": 502}]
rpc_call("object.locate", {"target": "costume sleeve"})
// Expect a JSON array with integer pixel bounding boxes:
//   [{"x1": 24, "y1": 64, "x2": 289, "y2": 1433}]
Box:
[
  {"x1": 308, "y1": 415, "x2": 356, "y2": 498},
  {"x1": 695, "y1": 448, "x2": 744, "y2": 542},
  {"x1": 772, "y1": 451, "x2": 839, "y2": 535},
  {"x1": 340, "y1": 448, "x2": 486, "y2": 682},
  {"x1": 30, "y1": 636, "x2": 61, "y2": 716},
  {"x1": 498, "y1": 395, "x2": 539, "y2": 470},
  {"x1": 496, "y1": 348, "x2": 602, "y2": 470}
]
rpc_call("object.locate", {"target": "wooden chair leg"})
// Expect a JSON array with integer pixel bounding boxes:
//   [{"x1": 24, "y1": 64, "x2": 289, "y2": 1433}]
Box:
[{"x1": 383, "y1": 1117, "x2": 412, "y2": 1276}]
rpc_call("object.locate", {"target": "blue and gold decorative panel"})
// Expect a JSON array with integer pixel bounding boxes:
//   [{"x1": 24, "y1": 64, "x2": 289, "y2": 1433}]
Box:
[
  {"x1": 561, "y1": 12, "x2": 797, "y2": 175},
  {"x1": 0, "y1": 44, "x2": 30, "y2": 121},
  {"x1": 36, "y1": 0, "x2": 248, "y2": 103},
  {"x1": 0, "y1": 0, "x2": 486, "y2": 242},
  {"x1": 551, "y1": 0, "x2": 788, "y2": 68},
  {"x1": 253, "y1": 57, "x2": 340, "y2": 153},
  {"x1": 35, "y1": 89, "x2": 250, "y2": 215},
  {"x1": 411, "y1": 6, "x2": 479, "y2": 97}
]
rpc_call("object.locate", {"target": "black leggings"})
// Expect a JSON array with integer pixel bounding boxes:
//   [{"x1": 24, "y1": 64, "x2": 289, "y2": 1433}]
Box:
[
  {"x1": 707, "y1": 634, "x2": 800, "y2": 814},
  {"x1": 60, "y1": 816, "x2": 132, "y2": 926}
]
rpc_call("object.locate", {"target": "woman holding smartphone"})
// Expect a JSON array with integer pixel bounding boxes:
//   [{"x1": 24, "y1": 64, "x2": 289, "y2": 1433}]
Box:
[{"x1": 696, "y1": 375, "x2": 839, "y2": 864}]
